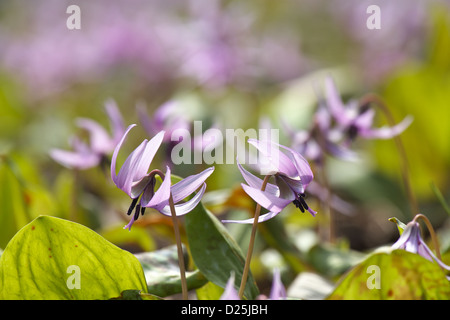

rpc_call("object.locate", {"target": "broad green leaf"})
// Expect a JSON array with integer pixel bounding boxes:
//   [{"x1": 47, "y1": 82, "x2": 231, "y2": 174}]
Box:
[
  {"x1": 328, "y1": 249, "x2": 450, "y2": 300},
  {"x1": 185, "y1": 202, "x2": 259, "y2": 299},
  {"x1": 135, "y1": 245, "x2": 208, "y2": 297},
  {"x1": 0, "y1": 216, "x2": 147, "y2": 300}
]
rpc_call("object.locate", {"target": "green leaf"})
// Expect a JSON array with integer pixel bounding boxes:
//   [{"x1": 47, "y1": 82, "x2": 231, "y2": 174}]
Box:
[
  {"x1": 196, "y1": 281, "x2": 225, "y2": 300},
  {"x1": 328, "y1": 249, "x2": 450, "y2": 300},
  {"x1": 0, "y1": 216, "x2": 148, "y2": 300},
  {"x1": 185, "y1": 202, "x2": 260, "y2": 299},
  {"x1": 135, "y1": 245, "x2": 208, "y2": 297},
  {"x1": 306, "y1": 243, "x2": 366, "y2": 277}
]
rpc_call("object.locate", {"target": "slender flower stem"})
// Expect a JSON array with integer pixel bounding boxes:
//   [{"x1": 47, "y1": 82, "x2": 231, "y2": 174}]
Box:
[
  {"x1": 359, "y1": 94, "x2": 419, "y2": 217},
  {"x1": 413, "y1": 213, "x2": 441, "y2": 260},
  {"x1": 152, "y1": 169, "x2": 188, "y2": 300},
  {"x1": 239, "y1": 175, "x2": 271, "y2": 299}
]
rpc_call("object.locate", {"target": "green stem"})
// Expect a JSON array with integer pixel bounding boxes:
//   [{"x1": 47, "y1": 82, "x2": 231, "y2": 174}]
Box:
[
  {"x1": 152, "y1": 169, "x2": 188, "y2": 300},
  {"x1": 238, "y1": 175, "x2": 271, "y2": 299},
  {"x1": 413, "y1": 213, "x2": 441, "y2": 260}
]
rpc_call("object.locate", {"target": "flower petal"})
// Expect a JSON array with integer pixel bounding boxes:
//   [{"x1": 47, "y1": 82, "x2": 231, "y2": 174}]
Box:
[
  {"x1": 170, "y1": 167, "x2": 215, "y2": 203},
  {"x1": 277, "y1": 144, "x2": 314, "y2": 187},
  {"x1": 241, "y1": 184, "x2": 293, "y2": 214},
  {"x1": 220, "y1": 273, "x2": 240, "y2": 300},
  {"x1": 76, "y1": 118, "x2": 113, "y2": 155},
  {"x1": 49, "y1": 149, "x2": 100, "y2": 170},
  {"x1": 269, "y1": 269, "x2": 286, "y2": 300},
  {"x1": 132, "y1": 130, "x2": 165, "y2": 181},
  {"x1": 248, "y1": 139, "x2": 297, "y2": 177},
  {"x1": 360, "y1": 115, "x2": 413, "y2": 139},
  {"x1": 115, "y1": 138, "x2": 148, "y2": 196},
  {"x1": 141, "y1": 167, "x2": 171, "y2": 211},
  {"x1": 325, "y1": 76, "x2": 351, "y2": 126},
  {"x1": 159, "y1": 183, "x2": 207, "y2": 217},
  {"x1": 237, "y1": 159, "x2": 279, "y2": 196},
  {"x1": 105, "y1": 98, "x2": 125, "y2": 144},
  {"x1": 222, "y1": 210, "x2": 280, "y2": 224}
]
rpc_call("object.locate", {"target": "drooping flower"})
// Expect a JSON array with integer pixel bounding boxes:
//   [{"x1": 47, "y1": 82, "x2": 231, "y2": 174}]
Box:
[
  {"x1": 392, "y1": 220, "x2": 450, "y2": 279},
  {"x1": 324, "y1": 76, "x2": 413, "y2": 142},
  {"x1": 50, "y1": 99, "x2": 125, "y2": 170},
  {"x1": 222, "y1": 139, "x2": 316, "y2": 224},
  {"x1": 111, "y1": 124, "x2": 214, "y2": 230}
]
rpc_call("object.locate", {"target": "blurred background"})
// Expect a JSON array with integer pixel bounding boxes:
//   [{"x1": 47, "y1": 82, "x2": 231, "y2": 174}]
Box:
[{"x1": 0, "y1": 0, "x2": 450, "y2": 296}]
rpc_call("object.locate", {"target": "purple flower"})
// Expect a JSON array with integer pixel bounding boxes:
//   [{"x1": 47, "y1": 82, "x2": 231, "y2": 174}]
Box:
[
  {"x1": 392, "y1": 221, "x2": 450, "y2": 279},
  {"x1": 137, "y1": 100, "x2": 191, "y2": 143},
  {"x1": 324, "y1": 76, "x2": 413, "y2": 141},
  {"x1": 222, "y1": 139, "x2": 316, "y2": 224},
  {"x1": 50, "y1": 99, "x2": 125, "y2": 170},
  {"x1": 220, "y1": 269, "x2": 286, "y2": 300},
  {"x1": 111, "y1": 124, "x2": 214, "y2": 230}
]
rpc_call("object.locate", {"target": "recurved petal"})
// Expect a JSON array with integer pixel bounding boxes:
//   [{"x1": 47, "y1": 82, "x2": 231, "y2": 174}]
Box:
[
  {"x1": 248, "y1": 139, "x2": 297, "y2": 177},
  {"x1": 325, "y1": 76, "x2": 350, "y2": 126},
  {"x1": 277, "y1": 144, "x2": 314, "y2": 187},
  {"x1": 221, "y1": 210, "x2": 280, "y2": 224},
  {"x1": 132, "y1": 130, "x2": 165, "y2": 181},
  {"x1": 241, "y1": 184, "x2": 293, "y2": 214},
  {"x1": 105, "y1": 99, "x2": 125, "y2": 143},
  {"x1": 111, "y1": 124, "x2": 137, "y2": 189},
  {"x1": 170, "y1": 167, "x2": 214, "y2": 203},
  {"x1": 237, "y1": 159, "x2": 279, "y2": 196},
  {"x1": 159, "y1": 183, "x2": 207, "y2": 217},
  {"x1": 360, "y1": 115, "x2": 413, "y2": 139}
]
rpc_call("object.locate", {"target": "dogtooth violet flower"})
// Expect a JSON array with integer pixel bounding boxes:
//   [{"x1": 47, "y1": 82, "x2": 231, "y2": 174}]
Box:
[
  {"x1": 324, "y1": 76, "x2": 413, "y2": 142},
  {"x1": 111, "y1": 124, "x2": 214, "y2": 230},
  {"x1": 220, "y1": 269, "x2": 286, "y2": 300},
  {"x1": 50, "y1": 99, "x2": 125, "y2": 170},
  {"x1": 222, "y1": 139, "x2": 316, "y2": 224},
  {"x1": 392, "y1": 220, "x2": 450, "y2": 280}
]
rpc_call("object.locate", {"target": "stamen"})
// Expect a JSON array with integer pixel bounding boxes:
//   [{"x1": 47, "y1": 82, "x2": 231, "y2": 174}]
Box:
[
  {"x1": 299, "y1": 195, "x2": 309, "y2": 210},
  {"x1": 127, "y1": 198, "x2": 139, "y2": 216},
  {"x1": 134, "y1": 204, "x2": 141, "y2": 221},
  {"x1": 293, "y1": 199, "x2": 305, "y2": 213},
  {"x1": 347, "y1": 124, "x2": 358, "y2": 140}
]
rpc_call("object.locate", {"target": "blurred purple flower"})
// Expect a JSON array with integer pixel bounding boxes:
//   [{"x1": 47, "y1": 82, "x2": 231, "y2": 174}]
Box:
[
  {"x1": 222, "y1": 139, "x2": 316, "y2": 224},
  {"x1": 50, "y1": 99, "x2": 125, "y2": 170},
  {"x1": 137, "y1": 100, "x2": 191, "y2": 143},
  {"x1": 392, "y1": 221, "x2": 450, "y2": 279},
  {"x1": 324, "y1": 77, "x2": 413, "y2": 142},
  {"x1": 220, "y1": 269, "x2": 286, "y2": 300},
  {"x1": 281, "y1": 101, "x2": 358, "y2": 165},
  {"x1": 111, "y1": 124, "x2": 214, "y2": 230}
]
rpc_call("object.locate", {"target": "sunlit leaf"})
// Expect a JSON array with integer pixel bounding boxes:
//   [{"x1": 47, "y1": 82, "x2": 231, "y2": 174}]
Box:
[
  {"x1": 328, "y1": 249, "x2": 450, "y2": 300},
  {"x1": 0, "y1": 216, "x2": 147, "y2": 299}
]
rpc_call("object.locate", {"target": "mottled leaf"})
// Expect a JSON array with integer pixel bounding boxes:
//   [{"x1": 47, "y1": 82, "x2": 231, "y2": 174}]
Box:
[
  {"x1": 328, "y1": 249, "x2": 450, "y2": 300},
  {"x1": 0, "y1": 216, "x2": 147, "y2": 299}
]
